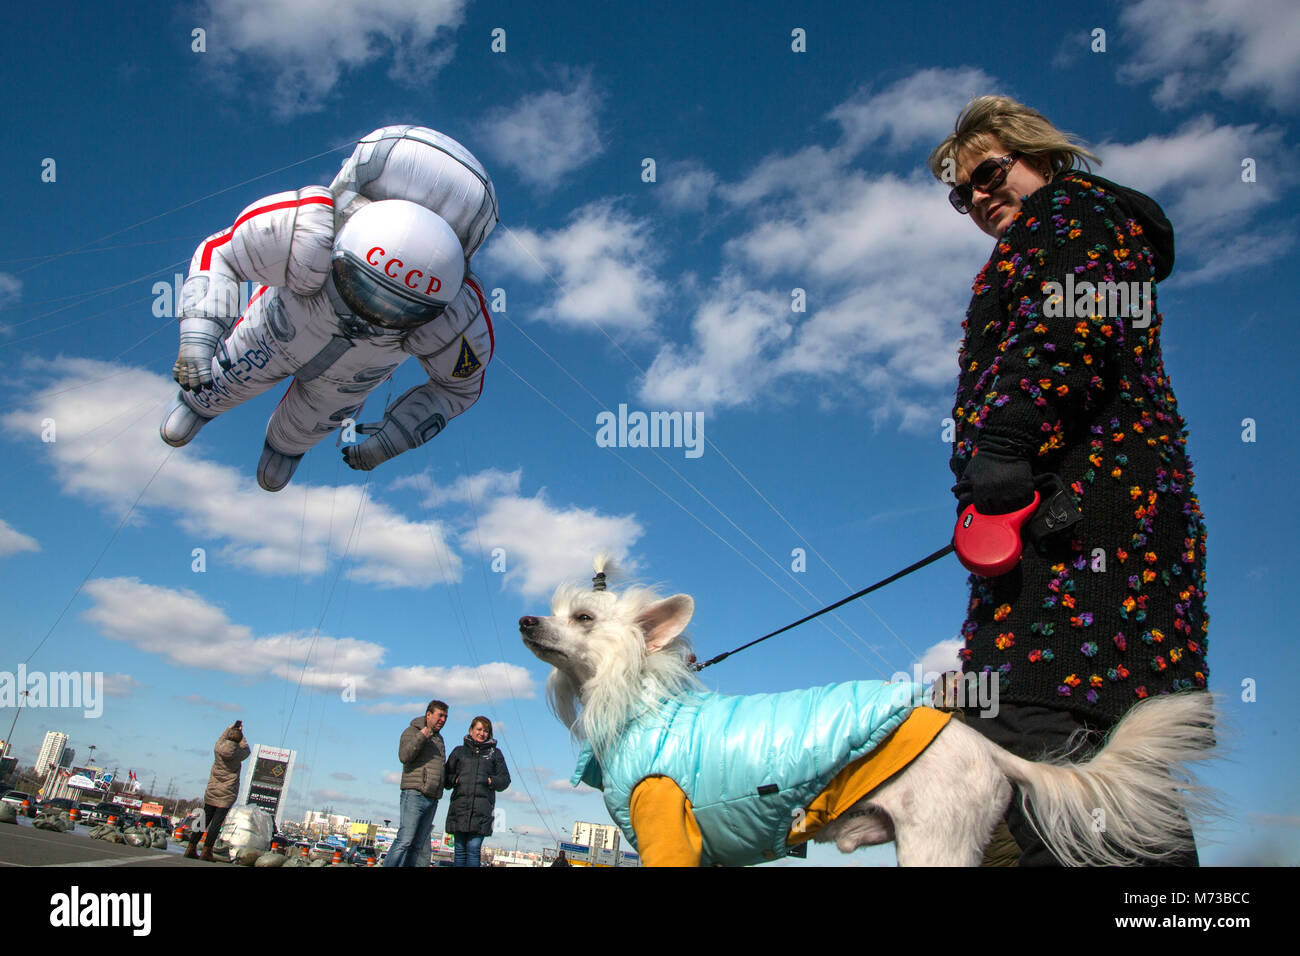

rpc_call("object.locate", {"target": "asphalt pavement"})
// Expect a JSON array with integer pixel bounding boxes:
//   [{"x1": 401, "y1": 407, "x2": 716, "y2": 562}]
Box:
[{"x1": 0, "y1": 816, "x2": 212, "y2": 867}]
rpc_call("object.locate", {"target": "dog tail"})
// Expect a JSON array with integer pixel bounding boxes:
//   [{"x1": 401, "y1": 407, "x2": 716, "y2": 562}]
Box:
[{"x1": 986, "y1": 691, "x2": 1219, "y2": 866}]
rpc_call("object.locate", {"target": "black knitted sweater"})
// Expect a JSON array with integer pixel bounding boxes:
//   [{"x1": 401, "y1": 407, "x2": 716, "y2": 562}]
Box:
[{"x1": 950, "y1": 171, "x2": 1209, "y2": 722}]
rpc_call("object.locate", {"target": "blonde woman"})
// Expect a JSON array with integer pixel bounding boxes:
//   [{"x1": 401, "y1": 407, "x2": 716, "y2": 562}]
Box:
[{"x1": 930, "y1": 96, "x2": 1208, "y2": 866}]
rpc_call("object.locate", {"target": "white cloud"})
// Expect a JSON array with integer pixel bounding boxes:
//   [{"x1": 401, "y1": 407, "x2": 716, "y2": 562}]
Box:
[
  {"x1": 0, "y1": 272, "x2": 20, "y2": 306},
  {"x1": 310, "y1": 788, "x2": 353, "y2": 802},
  {"x1": 828, "y1": 68, "x2": 1000, "y2": 154},
  {"x1": 640, "y1": 70, "x2": 1292, "y2": 422},
  {"x1": 102, "y1": 673, "x2": 144, "y2": 698},
  {"x1": 477, "y1": 70, "x2": 604, "y2": 188},
  {"x1": 0, "y1": 517, "x2": 39, "y2": 557},
  {"x1": 381, "y1": 770, "x2": 401, "y2": 784},
  {"x1": 1118, "y1": 0, "x2": 1300, "y2": 111},
  {"x1": 461, "y1": 492, "x2": 643, "y2": 598},
  {"x1": 363, "y1": 701, "x2": 429, "y2": 715},
  {"x1": 1, "y1": 360, "x2": 463, "y2": 589},
  {"x1": 484, "y1": 201, "x2": 666, "y2": 336},
  {"x1": 658, "y1": 161, "x2": 718, "y2": 213},
  {"x1": 641, "y1": 69, "x2": 1005, "y2": 422},
  {"x1": 382, "y1": 662, "x2": 536, "y2": 706},
  {"x1": 917, "y1": 638, "x2": 963, "y2": 678},
  {"x1": 390, "y1": 467, "x2": 522, "y2": 508},
  {"x1": 640, "y1": 175, "x2": 986, "y2": 419},
  {"x1": 1094, "y1": 117, "x2": 1291, "y2": 245},
  {"x1": 85, "y1": 576, "x2": 386, "y2": 681},
  {"x1": 79, "y1": 576, "x2": 537, "y2": 704},
  {"x1": 200, "y1": 0, "x2": 467, "y2": 118},
  {"x1": 508, "y1": 824, "x2": 552, "y2": 836}
]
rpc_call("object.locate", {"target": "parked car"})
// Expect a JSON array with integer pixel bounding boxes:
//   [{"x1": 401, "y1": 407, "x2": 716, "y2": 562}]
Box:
[
  {"x1": 38, "y1": 797, "x2": 75, "y2": 814},
  {"x1": 345, "y1": 844, "x2": 378, "y2": 864},
  {"x1": 137, "y1": 814, "x2": 170, "y2": 830},
  {"x1": 0, "y1": 791, "x2": 31, "y2": 808},
  {"x1": 86, "y1": 801, "x2": 128, "y2": 825},
  {"x1": 78, "y1": 802, "x2": 97, "y2": 818}
]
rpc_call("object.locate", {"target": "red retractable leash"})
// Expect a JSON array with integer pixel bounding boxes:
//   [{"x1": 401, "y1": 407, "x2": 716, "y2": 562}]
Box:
[{"x1": 953, "y1": 493, "x2": 1041, "y2": 577}]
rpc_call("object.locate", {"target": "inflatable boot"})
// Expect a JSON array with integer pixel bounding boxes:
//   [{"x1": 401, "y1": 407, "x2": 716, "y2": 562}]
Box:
[
  {"x1": 257, "y1": 439, "x2": 304, "y2": 492},
  {"x1": 160, "y1": 392, "x2": 212, "y2": 448}
]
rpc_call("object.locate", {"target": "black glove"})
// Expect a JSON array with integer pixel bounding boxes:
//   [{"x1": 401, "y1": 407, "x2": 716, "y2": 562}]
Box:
[{"x1": 957, "y1": 446, "x2": 1036, "y2": 515}]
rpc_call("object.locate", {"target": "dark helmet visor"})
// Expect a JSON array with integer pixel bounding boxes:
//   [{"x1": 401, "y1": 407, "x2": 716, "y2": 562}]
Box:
[{"x1": 331, "y1": 251, "x2": 448, "y2": 331}]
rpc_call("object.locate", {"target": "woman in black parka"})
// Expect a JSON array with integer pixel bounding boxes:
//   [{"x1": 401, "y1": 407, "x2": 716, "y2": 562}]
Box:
[
  {"x1": 930, "y1": 96, "x2": 1209, "y2": 866},
  {"x1": 443, "y1": 715, "x2": 510, "y2": 866}
]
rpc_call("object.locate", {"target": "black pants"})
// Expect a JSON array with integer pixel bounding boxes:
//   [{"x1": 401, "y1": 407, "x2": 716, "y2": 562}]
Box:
[
  {"x1": 188, "y1": 804, "x2": 232, "y2": 849},
  {"x1": 963, "y1": 701, "x2": 1200, "y2": 867}
]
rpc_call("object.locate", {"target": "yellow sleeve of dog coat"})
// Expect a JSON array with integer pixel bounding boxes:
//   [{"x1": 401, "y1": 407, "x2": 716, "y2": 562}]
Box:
[{"x1": 629, "y1": 776, "x2": 703, "y2": 867}]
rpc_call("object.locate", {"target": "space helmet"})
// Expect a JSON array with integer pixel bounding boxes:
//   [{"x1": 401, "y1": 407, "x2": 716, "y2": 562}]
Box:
[{"x1": 330, "y1": 200, "x2": 466, "y2": 331}]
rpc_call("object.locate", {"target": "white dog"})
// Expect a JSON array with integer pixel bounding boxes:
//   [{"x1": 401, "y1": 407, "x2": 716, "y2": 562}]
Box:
[{"x1": 520, "y1": 558, "x2": 1216, "y2": 867}]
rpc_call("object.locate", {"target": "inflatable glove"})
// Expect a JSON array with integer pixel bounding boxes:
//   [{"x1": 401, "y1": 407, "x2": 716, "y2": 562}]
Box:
[
  {"x1": 172, "y1": 273, "x2": 241, "y2": 392},
  {"x1": 342, "y1": 382, "x2": 447, "y2": 471}
]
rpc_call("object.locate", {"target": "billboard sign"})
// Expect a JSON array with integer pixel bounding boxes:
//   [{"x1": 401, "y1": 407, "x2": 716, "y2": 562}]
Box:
[
  {"x1": 66, "y1": 767, "x2": 112, "y2": 792},
  {"x1": 238, "y1": 744, "x2": 296, "y2": 825}
]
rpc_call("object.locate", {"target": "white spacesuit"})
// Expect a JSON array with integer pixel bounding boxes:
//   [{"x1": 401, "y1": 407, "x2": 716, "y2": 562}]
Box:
[{"x1": 160, "y1": 126, "x2": 499, "y2": 491}]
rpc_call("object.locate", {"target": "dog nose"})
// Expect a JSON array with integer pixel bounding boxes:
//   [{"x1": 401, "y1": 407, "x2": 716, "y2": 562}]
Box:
[{"x1": 519, "y1": 616, "x2": 539, "y2": 630}]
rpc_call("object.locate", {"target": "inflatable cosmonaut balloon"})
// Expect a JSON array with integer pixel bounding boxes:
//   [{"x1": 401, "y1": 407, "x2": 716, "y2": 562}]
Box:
[{"x1": 161, "y1": 126, "x2": 498, "y2": 491}]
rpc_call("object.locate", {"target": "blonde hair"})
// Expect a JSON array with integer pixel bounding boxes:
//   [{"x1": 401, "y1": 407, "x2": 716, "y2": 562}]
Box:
[{"x1": 927, "y1": 95, "x2": 1100, "y2": 183}]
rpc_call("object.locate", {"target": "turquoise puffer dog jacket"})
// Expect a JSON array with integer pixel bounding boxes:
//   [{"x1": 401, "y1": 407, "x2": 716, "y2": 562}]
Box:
[{"x1": 570, "y1": 681, "x2": 922, "y2": 866}]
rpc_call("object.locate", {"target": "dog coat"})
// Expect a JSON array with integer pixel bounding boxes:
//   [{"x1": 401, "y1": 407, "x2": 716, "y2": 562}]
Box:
[{"x1": 570, "y1": 681, "x2": 949, "y2": 866}]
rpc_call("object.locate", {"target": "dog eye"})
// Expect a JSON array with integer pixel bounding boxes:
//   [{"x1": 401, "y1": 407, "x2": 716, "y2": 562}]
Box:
[{"x1": 574, "y1": 613, "x2": 594, "y2": 623}]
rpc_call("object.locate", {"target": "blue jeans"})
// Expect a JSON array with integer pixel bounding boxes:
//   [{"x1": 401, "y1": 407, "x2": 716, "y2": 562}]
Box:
[
  {"x1": 452, "y1": 833, "x2": 484, "y2": 867},
  {"x1": 383, "y1": 790, "x2": 438, "y2": 867}
]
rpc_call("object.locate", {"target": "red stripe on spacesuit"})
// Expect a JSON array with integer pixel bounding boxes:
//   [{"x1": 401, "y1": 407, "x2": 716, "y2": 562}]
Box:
[
  {"x1": 198, "y1": 195, "x2": 334, "y2": 270},
  {"x1": 465, "y1": 277, "x2": 493, "y2": 399},
  {"x1": 232, "y1": 284, "x2": 269, "y2": 330}
]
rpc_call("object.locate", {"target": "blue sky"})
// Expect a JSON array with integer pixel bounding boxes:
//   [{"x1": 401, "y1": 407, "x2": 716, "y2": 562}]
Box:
[{"x1": 0, "y1": 0, "x2": 1296, "y2": 865}]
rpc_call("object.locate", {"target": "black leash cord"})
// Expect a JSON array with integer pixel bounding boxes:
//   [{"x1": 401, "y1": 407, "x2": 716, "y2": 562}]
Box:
[{"x1": 692, "y1": 543, "x2": 955, "y2": 671}]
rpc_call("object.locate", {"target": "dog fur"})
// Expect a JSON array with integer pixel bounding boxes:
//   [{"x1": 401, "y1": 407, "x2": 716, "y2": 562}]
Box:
[{"x1": 520, "y1": 557, "x2": 1217, "y2": 866}]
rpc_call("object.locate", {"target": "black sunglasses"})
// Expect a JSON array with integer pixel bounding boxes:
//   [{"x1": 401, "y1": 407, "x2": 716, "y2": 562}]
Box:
[{"x1": 949, "y1": 154, "x2": 1018, "y2": 214}]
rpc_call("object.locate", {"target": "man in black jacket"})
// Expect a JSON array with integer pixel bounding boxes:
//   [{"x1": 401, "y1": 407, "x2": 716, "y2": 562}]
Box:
[{"x1": 383, "y1": 700, "x2": 447, "y2": 867}]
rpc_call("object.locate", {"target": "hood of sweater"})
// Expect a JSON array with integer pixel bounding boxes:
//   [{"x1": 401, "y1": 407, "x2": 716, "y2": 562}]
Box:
[{"x1": 1062, "y1": 170, "x2": 1175, "y2": 282}]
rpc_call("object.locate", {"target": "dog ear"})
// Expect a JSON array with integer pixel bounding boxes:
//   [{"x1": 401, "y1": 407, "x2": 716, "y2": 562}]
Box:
[{"x1": 636, "y1": 595, "x2": 694, "y2": 653}]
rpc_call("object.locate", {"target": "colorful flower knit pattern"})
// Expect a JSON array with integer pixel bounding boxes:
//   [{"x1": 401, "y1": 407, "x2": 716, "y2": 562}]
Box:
[{"x1": 950, "y1": 172, "x2": 1208, "y2": 721}]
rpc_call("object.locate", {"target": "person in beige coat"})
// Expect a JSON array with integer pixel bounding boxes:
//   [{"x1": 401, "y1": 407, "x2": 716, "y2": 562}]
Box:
[{"x1": 185, "y1": 721, "x2": 251, "y2": 861}]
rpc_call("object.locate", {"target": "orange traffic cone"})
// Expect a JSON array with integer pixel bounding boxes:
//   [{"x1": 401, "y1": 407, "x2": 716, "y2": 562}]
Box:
[{"x1": 332, "y1": 849, "x2": 342, "y2": 865}]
